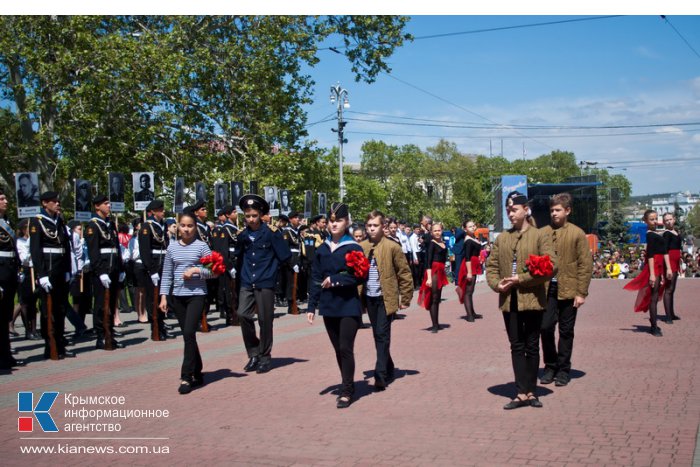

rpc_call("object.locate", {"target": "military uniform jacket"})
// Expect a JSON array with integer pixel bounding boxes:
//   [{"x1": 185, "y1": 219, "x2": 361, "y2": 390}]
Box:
[
  {"x1": 86, "y1": 216, "x2": 123, "y2": 276},
  {"x1": 212, "y1": 222, "x2": 238, "y2": 272},
  {"x1": 195, "y1": 220, "x2": 211, "y2": 247},
  {"x1": 236, "y1": 223, "x2": 292, "y2": 289},
  {"x1": 138, "y1": 218, "x2": 168, "y2": 276},
  {"x1": 29, "y1": 212, "x2": 72, "y2": 280},
  {"x1": 282, "y1": 226, "x2": 302, "y2": 267},
  {"x1": 0, "y1": 217, "x2": 19, "y2": 283}
]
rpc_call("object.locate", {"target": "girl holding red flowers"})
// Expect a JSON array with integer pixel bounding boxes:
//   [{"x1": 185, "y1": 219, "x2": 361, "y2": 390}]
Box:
[
  {"x1": 159, "y1": 211, "x2": 221, "y2": 394},
  {"x1": 418, "y1": 222, "x2": 449, "y2": 333},
  {"x1": 307, "y1": 202, "x2": 368, "y2": 409},
  {"x1": 457, "y1": 220, "x2": 483, "y2": 322},
  {"x1": 486, "y1": 191, "x2": 556, "y2": 410}
]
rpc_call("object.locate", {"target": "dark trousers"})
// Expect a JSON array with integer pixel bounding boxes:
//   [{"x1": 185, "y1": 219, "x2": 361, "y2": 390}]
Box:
[
  {"x1": 91, "y1": 272, "x2": 119, "y2": 342},
  {"x1": 237, "y1": 287, "x2": 274, "y2": 362},
  {"x1": 541, "y1": 282, "x2": 577, "y2": 374},
  {"x1": 323, "y1": 315, "x2": 361, "y2": 397},
  {"x1": 0, "y1": 277, "x2": 16, "y2": 364},
  {"x1": 503, "y1": 294, "x2": 543, "y2": 395},
  {"x1": 38, "y1": 274, "x2": 69, "y2": 356},
  {"x1": 366, "y1": 296, "x2": 394, "y2": 383},
  {"x1": 144, "y1": 282, "x2": 164, "y2": 335},
  {"x1": 171, "y1": 295, "x2": 205, "y2": 380},
  {"x1": 219, "y1": 275, "x2": 238, "y2": 323}
]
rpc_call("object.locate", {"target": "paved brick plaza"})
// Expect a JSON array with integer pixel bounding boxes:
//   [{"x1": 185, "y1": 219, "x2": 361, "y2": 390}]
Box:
[{"x1": 1, "y1": 279, "x2": 698, "y2": 466}]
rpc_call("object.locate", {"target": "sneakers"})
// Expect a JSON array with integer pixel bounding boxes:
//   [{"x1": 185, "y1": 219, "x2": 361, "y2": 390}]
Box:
[
  {"x1": 540, "y1": 368, "x2": 556, "y2": 385},
  {"x1": 554, "y1": 372, "x2": 571, "y2": 387}
]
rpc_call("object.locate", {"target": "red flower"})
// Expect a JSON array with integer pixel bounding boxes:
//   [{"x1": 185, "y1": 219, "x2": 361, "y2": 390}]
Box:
[
  {"x1": 345, "y1": 250, "x2": 369, "y2": 280},
  {"x1": 200, "y1": 251, "x2": 226, "y2": 275},
  {"x1": 524, "y1": 254, "x2": 553, "y2": 277}
]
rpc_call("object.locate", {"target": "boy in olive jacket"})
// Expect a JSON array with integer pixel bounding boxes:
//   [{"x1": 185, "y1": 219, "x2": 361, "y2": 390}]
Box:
[
  {"x1": 359, "y1": 210, "x2": 414, "y2": 390},
  {"x1": 539, "y1": 193, "x2": 593, "y2": 387}
]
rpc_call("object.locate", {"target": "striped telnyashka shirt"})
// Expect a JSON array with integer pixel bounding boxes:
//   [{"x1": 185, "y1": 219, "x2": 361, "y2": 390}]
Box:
[{"x1": 160, "y1": 239, "x2": 215, "y2": 296}]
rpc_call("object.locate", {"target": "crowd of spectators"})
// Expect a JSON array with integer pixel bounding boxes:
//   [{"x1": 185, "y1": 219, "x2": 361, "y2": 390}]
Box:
[{"x1": 591, "y1": 240, "x2": 700, "y2": 279}]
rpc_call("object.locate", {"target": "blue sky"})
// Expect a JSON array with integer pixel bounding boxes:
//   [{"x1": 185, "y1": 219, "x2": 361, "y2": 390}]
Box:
[{"x1": 301, "y1": 15, "x2": 700, "y2": 196}]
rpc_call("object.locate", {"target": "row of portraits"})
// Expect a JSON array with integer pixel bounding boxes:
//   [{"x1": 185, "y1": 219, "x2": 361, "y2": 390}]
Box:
[{"x1": 12, "y1": 172, "x2": 327, "y2": 219}]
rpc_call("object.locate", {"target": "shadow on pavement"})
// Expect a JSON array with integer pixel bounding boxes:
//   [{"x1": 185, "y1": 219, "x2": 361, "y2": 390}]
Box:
[
  {"x1": 619, "y1": 324, "x2": 654, "y2": 333},
  {"x1": 204, "y1": 368, "x2": 247, "y2": 384},
  {"x1": 270, "y1": 357, "x2": 308, "y2": 371},
  {"x1": 488, "y1": 382, "x2": 554, "y2": 399},
  {"x1": 362, "y1": 368, "x2": 420, "y2": 383}
]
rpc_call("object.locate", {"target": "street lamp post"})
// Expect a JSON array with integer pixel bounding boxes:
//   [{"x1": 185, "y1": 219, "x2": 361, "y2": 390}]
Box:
[{"x1": 330, "y1": 83, "x2": 349, "y2": 202}]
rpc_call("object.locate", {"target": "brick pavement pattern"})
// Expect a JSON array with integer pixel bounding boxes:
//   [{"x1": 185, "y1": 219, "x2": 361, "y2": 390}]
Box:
[{"x1": 1, "y1": 279, "x2": 699, "y2": 466}]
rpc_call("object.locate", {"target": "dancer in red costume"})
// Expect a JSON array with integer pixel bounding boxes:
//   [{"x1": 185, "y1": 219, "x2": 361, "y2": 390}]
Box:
[
  {"x1": 456, "y1": 220, "x2": 483, "y2": 322},
  {"x1": 418, "y1": 222, "x2": 449, "y2": 333},
  {"x1": 624, "y1": 210, "x2": 672, "y2": 336},
  {"x1": 662, "y1": 213, "x2": 682, "y2": 323}
]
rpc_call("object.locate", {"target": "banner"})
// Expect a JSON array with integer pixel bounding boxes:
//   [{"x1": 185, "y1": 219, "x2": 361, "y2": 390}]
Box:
[
  {"x1": 231, "y1": 181, "x2": 243, "y2": 213},
  {"x1": 501, "y1": 175, "x2": 528, "y2": 230},
  {"x1": 75, "y1": 179, "x2": 93, "y2": 221},
  {"x1": 304, "y1": 190, "x2": 312, "y2": 218},
  {"x1": 132, "y1": 172, "x2": 155, "y2": 211},
  {"x1": 264, "y1": 186, "x2": 279, "y2": 217},
  {"x1": 173, "y1": 177, "x2": 185, "y2": 214},
  {"x1": 280, "y1": 189, "x2": 291, "y2": 215},
  {"x1": 108, "y1": 172, "x2": 125, "y2": 213},
  {"x1": 214, "y1": 182, "x2": 230, "y2": 212},
  {"x1": 318, "y1": 192, "x2": 327, "y2": 217},
  {"x1": 14, "y1": 172, "x2": 40, "y2": 218}
]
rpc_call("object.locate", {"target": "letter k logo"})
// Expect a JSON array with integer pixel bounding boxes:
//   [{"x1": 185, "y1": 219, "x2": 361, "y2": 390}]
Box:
[{"x1": 18, "y1": 392, "x2": 59, "y2": 432}]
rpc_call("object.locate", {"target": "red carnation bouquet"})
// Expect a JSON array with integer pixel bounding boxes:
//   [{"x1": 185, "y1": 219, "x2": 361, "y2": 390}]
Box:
[
  {"x1": 524, "y1": 254, "x2": 553, "y2": 277},
  {"x1": 345, "y1": 250, "x2": 370, "y2": 280},
  {"x1": 200, "y1": 251, "x2": 226, "y2": 275}
]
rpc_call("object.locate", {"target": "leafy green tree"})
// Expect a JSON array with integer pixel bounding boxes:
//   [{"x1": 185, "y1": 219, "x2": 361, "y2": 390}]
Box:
[
  {"x1": 686, "y1": 203, "x2": 700, "y2": 238},
  {"x1": 0, "y1": 15, "x2": 411, "y2": 208}
]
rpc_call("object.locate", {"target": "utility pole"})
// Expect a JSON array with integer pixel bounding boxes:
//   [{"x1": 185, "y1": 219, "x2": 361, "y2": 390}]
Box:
[{"x1": 330, "y1": 83, "x2": 350, "y2": 202}]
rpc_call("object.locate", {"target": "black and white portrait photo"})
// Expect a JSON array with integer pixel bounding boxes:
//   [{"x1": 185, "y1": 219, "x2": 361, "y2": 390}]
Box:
[
  {"x1": 304, "y1": 190, "x2": 312, "y2": 218},
  {"x1": 318, "y1": 192, "x2": 327, "y2": 216},
  {"x1": 15, "y1": 172, "x2": 39, "y2": 208},
  {"x1": 109, "y1": 172, "x2": 125, "y2": 212},
  {"x1": 215, "y1": 183, "x2": 229, "y2": 211},
  {"x1": 264, "y1": 186, "x2": 278, "y2": 216},
  {"x1": 195, "y1": 182, "x2": 207, "y2": 204},
  {"x1": 174, "y1": 177, "x2": 185, "y2": 214},
  {"x1": 132, "y1": 172, "x2": 155, "y2": 210},
  {"x1": 249, "y1": 180, "x2": 258, "y2": 196},
  {"x1": 231, "y1": 181, "x2": 243, "y2": 212},
  {"x1": 280, "y1": 189, "x2": 291, "y2": 215},
  {"x1": 75, "y1": 179, "x2": 93, "y2": 221},
  {"x1": 14, "y1": 172, "x2": 40, "y2": 218}
]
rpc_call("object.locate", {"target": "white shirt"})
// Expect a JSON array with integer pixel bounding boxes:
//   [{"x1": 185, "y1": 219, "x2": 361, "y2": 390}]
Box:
[
  {"x1": 409, "y1": 233, "x2": 420, "y2": 261},
  {"x1": 397, "y1": 230, "x2": 411, "y2": 254}
]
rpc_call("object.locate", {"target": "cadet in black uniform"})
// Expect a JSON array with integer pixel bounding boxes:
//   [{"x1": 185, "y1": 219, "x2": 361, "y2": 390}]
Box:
[
  {"x1": 29, "y1": 191, "x2": 75, "y2": 360},
  {"x1": 281, "y1": 211, "x2": 302, "y2": 314},
  {"x1": 188, "y1": 200, "x2": 215, "y2": 331},
  {"x1": 139, "y1": 200, "x2": 169, "y2": 341},
  {"x1": 0, "y1": 187, "x2": 26, "y2": 369},
  {"x1": 212, "y1": 205, "x2": 239, "y2": 326},
  {"x1": 236, "y1": 194, "x2": 292, "y2": 374},
  {"x1": 86, "y1": 195, "x2": 125, "y2": 350}
]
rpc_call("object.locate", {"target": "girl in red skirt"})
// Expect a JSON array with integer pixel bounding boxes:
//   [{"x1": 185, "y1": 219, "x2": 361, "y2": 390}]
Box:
[
  {"x1": 457, "y1": 220, "x2": 483, "y2": 322},
  {"x1": 418, "y1": 222, "x2": 449, "y2": 333},
  {"x1": 624, "y1": 210, "x2": 673, "y2": 336},
  {"x1": 662, "y1": 213, "x2": 682, "y2": 322}
]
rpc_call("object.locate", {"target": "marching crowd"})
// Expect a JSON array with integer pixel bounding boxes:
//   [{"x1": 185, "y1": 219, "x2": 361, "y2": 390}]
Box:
[{"x1": 0, "y1": 185, "x2": 690, "y2": 409}]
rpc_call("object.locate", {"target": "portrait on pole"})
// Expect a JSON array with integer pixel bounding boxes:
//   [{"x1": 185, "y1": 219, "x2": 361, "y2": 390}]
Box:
[
  {"x1": 195, "y1": 182, "x2": 207, "y2": 204},
  {"x1": 231, "y1": 181, "x2": 243, "y2": 213},
  {"x1": 132, "y1": 172, "x2": 155, "y2": 210},
  {"x1": 304, "y1": 190, "x2": 312, "y2": 218},
  {"x1": 215, "y1": 183, "x2": 229, "y2": 211},
  {"x1": 174, "y1": 177, "x2": 185, "y2": 214},
  {"x1": 108, "y1": 172, "x2": 125, "y2": 212},
  {"x1": 318, "y1": 192, "x2": 327, "y2": 217},
  {"x1": 14, "y1": 172, "x2": 40, "y2": 218},
  {"x1": 280, "y1": 189, "x2": 291, "y2": 215},
  {"x1": 75, "y1": 179, "x2": 93, "y2": 221}
]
